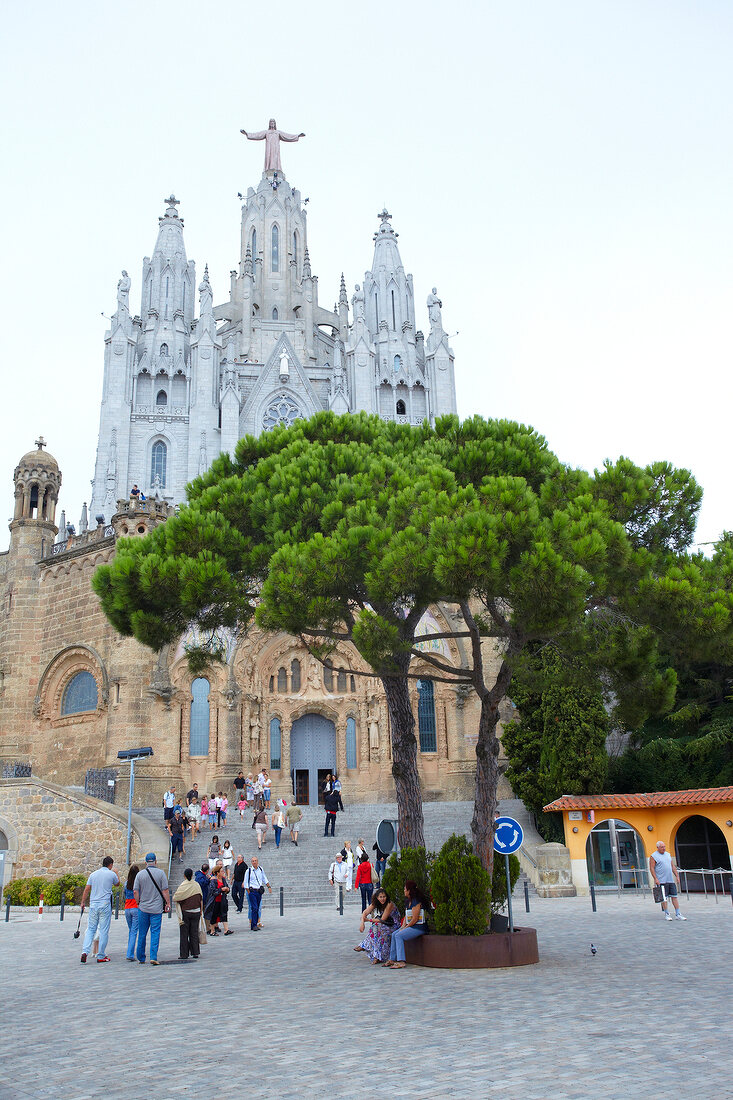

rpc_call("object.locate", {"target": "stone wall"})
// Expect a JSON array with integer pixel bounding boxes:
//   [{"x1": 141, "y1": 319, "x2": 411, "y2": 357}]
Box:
[{"x1": 0, "y1": 778, "x2": 168, "y2": 883}]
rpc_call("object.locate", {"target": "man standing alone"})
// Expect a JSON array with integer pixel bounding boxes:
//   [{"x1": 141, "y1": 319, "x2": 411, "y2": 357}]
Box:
[
  {"x1": 80, "y1": 856, "x2": 119, "y2": 963},
  {"x1": 329, "y1": 852, "x2": 349, "y2": 910},
  {"x1": 649, "y1": 841, "x2": 687, "y2": 921},
  {"x1": 134, "y1": 853, "x2": 171, "y2": 963},
  {"x1": 244, "y1": 856, "x2": 272, "y2": 931}
]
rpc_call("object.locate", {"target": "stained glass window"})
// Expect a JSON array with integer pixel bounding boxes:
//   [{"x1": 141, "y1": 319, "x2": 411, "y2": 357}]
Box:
[
  {"x1": 263, "y1": 395, "x2": 302, "y2": 432},
  {"x1": 270, "y1": 717, "x2": 282, "y2": 770},
  {"x1": 346, "y1": 716, "x2": 357, "y2": 769},
  {"x1": 417, "y1": 678, "x2": 437, "y2": 752},
  {"x1": 190, "y1": 677, "x2": 210, "y2": 755},
  {"x1": 61, "y1": 671, "x2": 98, "y2": 716}
]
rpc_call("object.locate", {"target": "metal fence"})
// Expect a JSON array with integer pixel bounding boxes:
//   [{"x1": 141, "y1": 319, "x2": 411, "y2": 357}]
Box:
[
  {"x1": 84, "y1": 768, "x2": 118, "y2": 804},
  {"x1": 1, "y1": 762, "x2": 31, "y2": 778}
]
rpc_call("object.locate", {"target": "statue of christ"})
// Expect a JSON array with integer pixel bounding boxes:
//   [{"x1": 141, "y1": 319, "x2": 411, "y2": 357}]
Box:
[{"x1": 240, "y1": 119, "x2": 306, "y2": 173}]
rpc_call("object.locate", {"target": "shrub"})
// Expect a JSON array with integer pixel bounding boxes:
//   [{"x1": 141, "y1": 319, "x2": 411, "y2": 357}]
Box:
[
  {"x1": 3, "y1": 876, "x2": 51, "y2": 906},
  {"x1": 46, "y1": 873, "x2": 88, "y2": 906},
  {"x1": 491, "y1": 852, "x2": 521, "y2": 917},
  {"x1": 381, "y1": 846, "x2": 434, "y2": 918},
  {"x1": 431, "y1": 834, "x2": 491, "y2": 936}
]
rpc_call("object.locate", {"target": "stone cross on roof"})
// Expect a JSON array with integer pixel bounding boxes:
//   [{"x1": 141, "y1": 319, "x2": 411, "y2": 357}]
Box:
[
  {"x1": 165, "y1": 194, "x2": 180, "y2": 209},
  {"x1": 35, "y1": 435, "x2": 46, "y2": 450},
  {"x1": 378, "y1": 208, "x2": 392, "y2": 224}
]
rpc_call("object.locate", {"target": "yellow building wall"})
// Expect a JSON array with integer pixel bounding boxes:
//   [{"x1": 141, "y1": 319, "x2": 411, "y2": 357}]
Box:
[{"x1": 555, "y1": 803, "x2": 733, "y2": 895}]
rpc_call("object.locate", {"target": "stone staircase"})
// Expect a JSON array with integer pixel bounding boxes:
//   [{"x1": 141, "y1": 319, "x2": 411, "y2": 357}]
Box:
[{"x1": 136, "y1": 799, "x2": 534, "y2": 910}]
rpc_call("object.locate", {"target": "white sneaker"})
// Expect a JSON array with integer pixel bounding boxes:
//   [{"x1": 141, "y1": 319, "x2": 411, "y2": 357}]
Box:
[
  {"x1": 664, "y1": 912, "x2": 673, "y2": 921},
  {"x1": 675, "y1": 912, "x2": 687, "y2": 920}
]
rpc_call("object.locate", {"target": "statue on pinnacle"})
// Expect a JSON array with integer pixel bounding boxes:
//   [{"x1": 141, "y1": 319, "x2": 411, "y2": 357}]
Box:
[{"x1": 240, "y1": 118, "x2": 305, "y2": 174}]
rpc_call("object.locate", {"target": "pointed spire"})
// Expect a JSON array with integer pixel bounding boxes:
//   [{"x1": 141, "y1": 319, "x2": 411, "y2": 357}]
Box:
[
  {"x1": 303, "y1": 248, "x2": 312, "y2": 278},
  {"x1": 79, "y1": 502, "x2": 88, "y2": 534},
  {"x1": 199, "y1": 263, "x2": 213, "y2": 319},
  {"x1": 339, "y1": 272, "x2": 348, "y2": 305},
  {"x1": 244, "y1": 246, "x2": 253, "y2": 277}
]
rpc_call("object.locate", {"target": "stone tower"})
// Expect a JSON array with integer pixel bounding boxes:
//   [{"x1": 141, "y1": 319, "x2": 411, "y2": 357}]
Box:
[{"x1": 88, "y1": 135, "x2": 458, "y2": 521}]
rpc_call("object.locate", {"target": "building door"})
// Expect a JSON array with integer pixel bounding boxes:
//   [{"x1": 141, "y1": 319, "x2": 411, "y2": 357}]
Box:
[
  {"x1": 586, "y1": 818, "x2": 648, "y2": 890},
  {"x1": 294, "y1": 770, "x2": 309, "y2": 806},
  {"x1": 290, "y1": 714, "x2": 337, "y2": 807},
  {"x1": 675, "y1": 815, "x2": 731, "y2": 892}
]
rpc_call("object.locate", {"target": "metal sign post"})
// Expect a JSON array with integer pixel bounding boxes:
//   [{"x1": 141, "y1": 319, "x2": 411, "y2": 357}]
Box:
[
  {"x1": 126, "y1": 757, "x2": 135, "y2": 866},
  {"x1": 493, "y1": 815, "x2": 524, "y2": 934}
]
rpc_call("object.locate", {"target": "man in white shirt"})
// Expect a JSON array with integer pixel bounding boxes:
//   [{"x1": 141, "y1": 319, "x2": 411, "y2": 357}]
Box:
[
  {"x1": 80, "y1": 856, "x2": 119, "y2": 964},
  {"x1": 329, "y1": 852, "x2": 349, "y2": 910},
  {"x1": 244, "y1": 856, "x2": 272, "y2": 931},
  {"x1": 162, "y1": 786, "x2": 176, "y2": 822},
  {"x1": 649, "y1": 840, "x2": 686, "y2": 921}
]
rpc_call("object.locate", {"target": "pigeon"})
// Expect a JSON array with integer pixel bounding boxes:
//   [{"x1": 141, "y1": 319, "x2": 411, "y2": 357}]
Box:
[{"x1": 590, "y1": 943, "x2": 597, "y2": 955}]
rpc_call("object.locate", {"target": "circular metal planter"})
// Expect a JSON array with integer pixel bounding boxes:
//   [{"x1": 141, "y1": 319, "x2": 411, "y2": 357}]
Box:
[{"x1": 404, "y1": 927, "x2": 539, "y2": 969}]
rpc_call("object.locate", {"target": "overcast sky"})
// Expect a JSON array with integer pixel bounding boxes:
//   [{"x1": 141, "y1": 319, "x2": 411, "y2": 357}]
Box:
[{"x1": 1, "y1": 1, "x2": 731, "y2": 550}]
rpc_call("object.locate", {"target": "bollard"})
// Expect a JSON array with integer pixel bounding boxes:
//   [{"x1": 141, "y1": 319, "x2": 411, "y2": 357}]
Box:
[
  {"x1": 38, "y1": 893, "x2": 44, "y2": 921},
  {"x1": 590, "y1": 884, "x2": 597, "y2": 912},
  {"x1": 524, "y1": 879, "x2": 530, "y2": 914},
  {"x1": 5, "y1": 897, "x2": 10, "y2": 922},
  {"x1": 339, "y1": 884, "x2": 343, "y2": 915},
  {"x1": 60, "y1": 893, "x2": 65, "y2": 922},
  {"x1": 280, "y1": 886, "x2": 284, "y2": 916},
  {"x1": 115, "y1": 889, "x2": 120, "y2": 920}
]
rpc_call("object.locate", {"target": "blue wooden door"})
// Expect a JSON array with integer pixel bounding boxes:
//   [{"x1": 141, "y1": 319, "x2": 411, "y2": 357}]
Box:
[{"x1": 290, "y1": 714, "x2": 337, "y2": 806}]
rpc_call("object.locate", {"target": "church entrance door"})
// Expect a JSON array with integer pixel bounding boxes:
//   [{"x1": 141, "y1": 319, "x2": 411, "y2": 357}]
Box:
[{"x1": 290, "y1": 714, "x2": 337, "y2": 806}]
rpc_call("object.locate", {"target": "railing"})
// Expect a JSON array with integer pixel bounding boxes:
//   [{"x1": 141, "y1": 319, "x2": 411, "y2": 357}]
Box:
[{"x1": 679, "y1": 867, "x2": 733, "y2": 902}]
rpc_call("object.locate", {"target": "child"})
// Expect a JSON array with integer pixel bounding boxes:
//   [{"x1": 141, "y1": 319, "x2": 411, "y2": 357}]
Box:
[
  {"x1": 208, "y1": 794, "x2": 217, "y2": 830},
  {"x1": 237, "y1": 794, "x2": 247, "y2": 819},
  {"x1": 220, "y1": 793, "x2": 228, "y2": 825}
]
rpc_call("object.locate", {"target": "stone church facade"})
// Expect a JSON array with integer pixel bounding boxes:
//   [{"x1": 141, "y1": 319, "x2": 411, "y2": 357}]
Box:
[{"x1": 0, "y1": 136, "x2": 509, "y2": 809}]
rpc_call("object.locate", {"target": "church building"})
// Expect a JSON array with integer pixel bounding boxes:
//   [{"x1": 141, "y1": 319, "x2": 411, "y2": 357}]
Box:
[{"x1": 0, "y1": 128, "x2": 506, "y2": 809}]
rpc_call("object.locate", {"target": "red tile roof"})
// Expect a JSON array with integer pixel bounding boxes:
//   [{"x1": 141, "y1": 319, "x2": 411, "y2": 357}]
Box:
[{"x1": 543, "y1": 787, "x2": 733, "y2": 813}]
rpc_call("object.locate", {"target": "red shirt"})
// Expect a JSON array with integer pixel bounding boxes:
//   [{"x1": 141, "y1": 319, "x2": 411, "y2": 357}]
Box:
[{"x1": 355, "y1": 862, "x2": 372, "y2": 887}]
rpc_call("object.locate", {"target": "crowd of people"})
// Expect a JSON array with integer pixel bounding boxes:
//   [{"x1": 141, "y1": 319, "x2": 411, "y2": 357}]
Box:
[{"x1": 78, "y1": 767, "x2": 428, "y2": 970}]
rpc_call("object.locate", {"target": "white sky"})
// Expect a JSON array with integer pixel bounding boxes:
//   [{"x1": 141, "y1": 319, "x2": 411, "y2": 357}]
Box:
[{"x1": 1, "y1": 1, "x2": 731, "y2": 549}]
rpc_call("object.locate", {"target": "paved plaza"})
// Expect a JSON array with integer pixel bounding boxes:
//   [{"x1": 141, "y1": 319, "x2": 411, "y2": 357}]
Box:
[{"x1": 1, "y1": 892, "x2": 731, "y2": 1100}]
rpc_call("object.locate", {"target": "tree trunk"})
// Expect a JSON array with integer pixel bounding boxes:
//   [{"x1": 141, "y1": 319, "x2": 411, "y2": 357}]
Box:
[
  {"x1": 382, "y1": 673, "x2": 425, "y2": 850},
  {"x1": 471, "y1": 693, "x2": 501, "y2": 875}
]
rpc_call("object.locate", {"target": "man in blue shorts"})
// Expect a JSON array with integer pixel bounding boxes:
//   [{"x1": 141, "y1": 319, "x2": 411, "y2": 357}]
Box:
[{"x1": 649, "y1": 840, "x2": 686, "y2": 921}]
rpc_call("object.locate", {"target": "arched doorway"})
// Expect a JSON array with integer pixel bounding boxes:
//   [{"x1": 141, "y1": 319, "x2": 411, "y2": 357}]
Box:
[
  {"x1": 675, "y1": 815, "x2": 731, "y2": 892},
  {"x1": 290, "y1": 713, "x2": 337, "y2": 806},
  {"x1": 586, "y1": 818, "x2": 648, "y2": 890}
]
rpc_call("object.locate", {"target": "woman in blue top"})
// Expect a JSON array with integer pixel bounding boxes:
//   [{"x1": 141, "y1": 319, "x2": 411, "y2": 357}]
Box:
[{"x1": 384, "y1": 880, "x2": 428, "y2": 969}]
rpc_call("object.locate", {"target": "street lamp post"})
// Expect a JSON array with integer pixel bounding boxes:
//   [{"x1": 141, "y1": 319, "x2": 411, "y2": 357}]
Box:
[{"x1": 117, "y1": 747, "x2": 154, "y2": 865}]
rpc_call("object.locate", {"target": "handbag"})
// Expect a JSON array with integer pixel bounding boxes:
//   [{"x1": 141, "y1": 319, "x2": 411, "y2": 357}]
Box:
[
  {"x1": 198, "y1": 915, "x2": 207, "y2": 945},
  {"x1": 370, "y1": 863, "x2": 379, "y2": 886},
  {"x1": 652, "y1": 884, "x2": 666, "y2": 904}
]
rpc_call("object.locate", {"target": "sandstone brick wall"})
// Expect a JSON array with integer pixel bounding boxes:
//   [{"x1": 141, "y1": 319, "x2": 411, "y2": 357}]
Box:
[{"x1": 0, "y1": 778, "x2": 166, "y2": 880}]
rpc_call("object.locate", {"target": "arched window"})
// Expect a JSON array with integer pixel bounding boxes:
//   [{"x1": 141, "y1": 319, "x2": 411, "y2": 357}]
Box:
[
  {"x1": 396, "y1": 399, "x2": 406, "y2": 416},
  {"x1": 391, "y1": 289, "x2": 396, "y2": 329},
  {"x1": 61, "y1": 671, "x2": 98, "y2": 716},
  {"x1": 251, "y1": 228, "x2": 257, "y2": 268},
  {"x1": 394, "y1": 355, "x2": 402, "y2": 373},
  {"x1": 272, "y1": 307, "x2": 278, "y2": 320},
  {"x1": 160, "y1": 343, "x2": 168, "y2": 356},
  {"x1": 350, "y1": 675, "x2": 356, "y2": 693},
  {"x1": 271, "y1": 224, "x2": 279, "y2": 272},
  {"x1": 270, "y1": 717, "x2": 282, "y2": 770},
  {"x1": 189, "y1": 677, "x2": 210, "y2": 755},
  {"x1": 151, "y1": 441, "x2": 167, "y2": 488},
  {"x1": 417, "y1": 678, "x2": 437, "y2": 752},
  {"x1": 277, "y1": 666, "x2": 287, "y2": 692},
  {"x1": 324, "y1": 665, "x2": 333, "y2": 692},
  {"x1": 346, "y1": 716, "x2": 357, "y2": 769},
  {"x1": 156, "y1": 390, "x2": 167, "y2": 406},
  {"x1": 269, "y1": 675, "x2": 274, "y2": 693},
  {"x1": 293, "y1": 231, "x2": 298, "y2": 270},
  {"x1": 290, "y1": 659, "x2": 301, "y2": 692},
  {"x1": 337, "y1": 669, "x2": 347, "y2": 693}
]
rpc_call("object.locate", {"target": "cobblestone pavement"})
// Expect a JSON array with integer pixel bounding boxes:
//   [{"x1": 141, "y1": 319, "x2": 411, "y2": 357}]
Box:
[{"x1": 1, "y1": 892, "x2": 731, "y2": 1100}]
